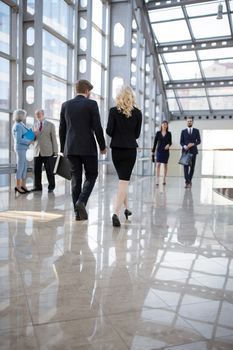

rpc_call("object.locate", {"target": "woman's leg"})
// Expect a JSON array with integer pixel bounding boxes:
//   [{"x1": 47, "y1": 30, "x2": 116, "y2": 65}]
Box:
[
  {"x1": 123, "y1": 194, "x2": 128, "y2": 209},
  {"x1": 115, "y1": 180, "x2": 129, "y2": 216},
  {"x1": 15, "y1": 150, "x2": 26, "y2": 189},
  {"x1": 156, "y1": 163, "x2": 161, "y2": 184},
  {"x1": 163, "y1": 163, "x2": 168, "y2": 184},
  {"x1": 21, "y1": 151, "x2": 28, "y2": 188}
]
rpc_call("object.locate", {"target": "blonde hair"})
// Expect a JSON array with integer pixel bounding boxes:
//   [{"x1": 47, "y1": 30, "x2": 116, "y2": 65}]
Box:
[{"x1": 115, "y1": 86, "x2": 137, "y2": 118}]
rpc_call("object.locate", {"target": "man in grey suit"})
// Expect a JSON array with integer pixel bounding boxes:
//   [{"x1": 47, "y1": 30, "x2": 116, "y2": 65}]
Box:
[{"x1": 33, "y1": 109, "x2": 58, "y2": 192}]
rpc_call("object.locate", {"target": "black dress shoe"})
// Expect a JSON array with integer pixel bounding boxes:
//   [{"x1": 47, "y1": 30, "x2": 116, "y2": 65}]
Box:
[
  {"x1": 75, "y1": 201, "x2": 88, "y2": 220},
  {"x1": 31, "y1": 188, "x2": 42, "y2": 192},
  {"x1": 48, "y1": 189, "x2": 54, "y2": 193},
  {"x1": 112, "y1": 214, "x2": 121, "y2": 227},
  {"x1": 75, "y1": 212, "x2": 81, "y2": 221}
]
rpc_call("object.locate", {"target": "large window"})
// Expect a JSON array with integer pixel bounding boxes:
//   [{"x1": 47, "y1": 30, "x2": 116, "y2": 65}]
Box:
[
  {"x1": 0, "y1": 2, "x2": 10, "y2": 54},
  {"x1": 0, "y1": 112, "x2": 9, "y2": 165},
  {"x1": 43, "y1": 30, "x2": 67, "y2": 80},
  {"x1": 42, "y1": 75, "x2": 67, "y2": 119},
  {"x1": 42, "y1": 1, "x2": 73, "y2": 123},
  {"x1": 90, "y1": 0, "x2": 108, "y2": 125},
  {"x1": 43, "y1": 0, "x2": 69, "y2": 39},
  {"x1": 0, "y1": 57, "x2": 10, "y2": 109}
]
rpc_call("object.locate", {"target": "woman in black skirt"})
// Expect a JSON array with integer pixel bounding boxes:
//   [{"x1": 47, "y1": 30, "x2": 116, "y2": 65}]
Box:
[
  {"x1": 152, "y1": 121, "x2": 172, "y2": 186},
  {"x1": 106, "y1": 86, "x2": 142, "y2": 227}
]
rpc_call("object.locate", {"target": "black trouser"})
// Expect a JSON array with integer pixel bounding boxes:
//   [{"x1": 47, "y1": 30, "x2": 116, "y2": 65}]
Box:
[
  {"x1": 184, "y1": 154, "x2": 196, "y2": 184},
  {"x1": 67, "y1": 155, "x2": 98, "y2": 210},
  {"x1": 34, "y1": 155, "x2": 55, "y2": 190}
]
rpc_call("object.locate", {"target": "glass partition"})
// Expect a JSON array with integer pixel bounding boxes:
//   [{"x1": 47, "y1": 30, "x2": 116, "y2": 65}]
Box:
[
  {"x1": 0, "y1": 2, "x2": 10, "y2": 54},
  {"x1": 0, "y1": 112, "x2": 9, "y2": 165}
]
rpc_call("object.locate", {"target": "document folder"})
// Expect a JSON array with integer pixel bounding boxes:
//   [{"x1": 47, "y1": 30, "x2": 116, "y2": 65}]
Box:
[
  {"x1": 53, "y1": 154, "x2": 71, "y2": 180},
  {"x1": 23, "y1": 128, "x2": 35, "y2": 141}
]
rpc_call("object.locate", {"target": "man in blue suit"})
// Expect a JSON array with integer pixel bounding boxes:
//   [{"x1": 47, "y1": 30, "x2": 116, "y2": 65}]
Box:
[{"x1": 180, "y1": 117, "x2": 201, "y2": 188}]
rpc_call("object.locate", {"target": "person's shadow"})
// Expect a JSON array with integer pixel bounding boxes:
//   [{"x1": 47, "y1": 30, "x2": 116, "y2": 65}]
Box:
[{"x1": 177, "y1": 190, "x2": 197, "y2": 246}]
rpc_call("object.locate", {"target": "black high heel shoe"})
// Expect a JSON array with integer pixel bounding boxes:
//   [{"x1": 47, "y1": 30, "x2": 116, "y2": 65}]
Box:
[
  {"x1": 112, "y1": 214, "x2": 121, "y2": 227},
  {"x1": 124, "y1": 209, "x2": 132, "y2": 220},
  {"x1": 14, "y1": 187, "x2": 25, "y2": 194},
  {"x1": 21, "y1": 186, "x2": 31, "y2": 193}
]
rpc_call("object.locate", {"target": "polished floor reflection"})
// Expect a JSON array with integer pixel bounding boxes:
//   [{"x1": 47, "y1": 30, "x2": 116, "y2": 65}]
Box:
[{"x1": 0, "y1": 174, "x2": 233, "y2": 350}]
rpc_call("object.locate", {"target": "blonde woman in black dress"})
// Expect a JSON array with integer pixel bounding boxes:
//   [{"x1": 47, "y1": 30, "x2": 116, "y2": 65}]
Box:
[
  {"x1": 106, "y1": 86, "x2": 142, "y2": 227},
  {"x1": 152, "y1": 121, "x2": 172, "y2": 186}
]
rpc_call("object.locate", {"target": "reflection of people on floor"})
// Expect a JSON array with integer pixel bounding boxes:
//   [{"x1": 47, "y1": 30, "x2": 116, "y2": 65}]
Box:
[
  {"x1": 152, "y1": 188, "x2": 169, "y2": 239},
  {"x1": 177, "y1": 190, "x2": 197, "y2": 246},
  {"x1": 54, "y1": 230, "x2": 98, "y2": 331},
  {"x1": 14, "y1": 192, "x2": 65, "y2": 267}
]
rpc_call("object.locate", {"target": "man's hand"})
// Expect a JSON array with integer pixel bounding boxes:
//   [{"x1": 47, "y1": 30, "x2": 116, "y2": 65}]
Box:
[
  {"x1": 187, "y1": 143, "x2": 194, "y2": 149},
  {"x1": 100, "y1": 148, "x2": 107, "y2": 155}
]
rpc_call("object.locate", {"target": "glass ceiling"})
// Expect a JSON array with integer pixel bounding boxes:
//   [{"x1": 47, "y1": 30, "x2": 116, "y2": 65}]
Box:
[{"x1": 146, "y1": 0, "x2": 233, "y2": 116}]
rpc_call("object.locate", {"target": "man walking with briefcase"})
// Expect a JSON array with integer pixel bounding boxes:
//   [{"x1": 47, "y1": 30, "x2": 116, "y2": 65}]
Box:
[
  {"x1": 59, "y1": 80, "x2": 106, "y2": 221},
  {"x1": 180, "y1": 117, "x2": 201, "y2": 189}
]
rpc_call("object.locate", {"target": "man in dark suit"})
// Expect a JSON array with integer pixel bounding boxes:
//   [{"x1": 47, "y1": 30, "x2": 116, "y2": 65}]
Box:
[
  {"x1": 180, "y1": 117, "x2": 201, "y2": 188},
  {"x1": 59, "y1": 80, "x2": 106, "y2": 221}
]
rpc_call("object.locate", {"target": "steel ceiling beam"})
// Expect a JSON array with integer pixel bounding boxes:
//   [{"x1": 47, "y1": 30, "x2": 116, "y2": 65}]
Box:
[
  {"x1": 171, "y1": 111, "x2": 233, "y2": 117},
  {"x1": 157, "y1": 38, "x2": 233, "y2": 53},
  {"x1": 165, "y1": 78, "x2": 233, "y2": 89},
  {"x1": 146, "y1": 0, "x2": 212, "y2": 10}
]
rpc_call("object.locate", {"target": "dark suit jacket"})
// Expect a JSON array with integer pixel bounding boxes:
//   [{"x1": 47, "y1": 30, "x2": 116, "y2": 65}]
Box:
[
  {"x1": 180, "y1": 128, "x2": 201, "y2": 155},
  {"x1": 59, "y1": 95, "x2": 106, "y2": 156},
  {"x1": 106, "y1": 107, "x2": 142, "y2": 148}
]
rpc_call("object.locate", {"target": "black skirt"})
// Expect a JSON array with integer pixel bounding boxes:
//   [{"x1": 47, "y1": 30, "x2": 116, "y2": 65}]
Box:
[
  {"x1": 156, "y1": 150, "x2": 170, "y2": 164},
  {"x1": 112, "y1": 148, "x2": 137, "y2": 181}
]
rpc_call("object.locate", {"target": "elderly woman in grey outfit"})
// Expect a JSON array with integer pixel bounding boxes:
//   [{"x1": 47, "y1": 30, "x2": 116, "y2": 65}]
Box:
[{"x1": 12, "y1": 109, "x2": 32, "y2": 194}]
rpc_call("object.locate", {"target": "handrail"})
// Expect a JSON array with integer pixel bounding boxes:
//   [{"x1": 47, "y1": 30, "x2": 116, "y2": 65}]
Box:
[{"x1": 137, "y1": 148, "x2": 233, "y2": 151}]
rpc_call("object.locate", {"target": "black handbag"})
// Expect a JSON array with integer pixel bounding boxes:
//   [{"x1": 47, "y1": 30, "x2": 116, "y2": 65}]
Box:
[{"x1": 178, "y1": 152, "x2": 193, "y2": 166}]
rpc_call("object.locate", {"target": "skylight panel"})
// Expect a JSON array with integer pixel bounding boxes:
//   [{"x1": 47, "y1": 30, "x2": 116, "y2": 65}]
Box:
[
  {"x1": 190, "y1": 16, "x2": 231, "y2": 39},
  {"x1": 162, "y1": 51, "x2": 197, "y2": 63},
  {"x1": 186, "y1": 1, "x2": 227, "y2": 17},
  {"x1": 167, "y1": 62, "x2": 201, "y2": 80},
  {"x1": 198, "y1": 47, "x2": 233, "y2": 60},
  {"x1": 149, "y1": 7, "x2": 184, "y2": 22},
  {"x1": 152, "y1": 20, "x2": 191, "y2": 43}
]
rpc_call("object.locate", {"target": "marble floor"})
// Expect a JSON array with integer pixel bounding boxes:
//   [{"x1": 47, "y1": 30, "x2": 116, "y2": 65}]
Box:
[{"x1": 0, "y1": 173, "x2": 233, "y2": 350}]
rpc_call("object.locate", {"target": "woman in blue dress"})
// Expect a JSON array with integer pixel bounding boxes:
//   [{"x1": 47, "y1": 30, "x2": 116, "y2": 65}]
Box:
[{"x1": 152, "y1": 121, "x2": 172, "y2": 186}]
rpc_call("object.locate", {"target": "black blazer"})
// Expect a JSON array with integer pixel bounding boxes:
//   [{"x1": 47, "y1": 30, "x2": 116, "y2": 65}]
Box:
[
  {"x1": 59, "y1": 95, "x2": 106, "y2": 156},
  {"x1": 152, "y1": 131, "x2": 172, "y2": 153},
  {"x1": 106, "y1": 107, "x2": 142, "y2": 148},
  {"x1": 180, "y1": 128, "x2": 201, "y2": 155}
]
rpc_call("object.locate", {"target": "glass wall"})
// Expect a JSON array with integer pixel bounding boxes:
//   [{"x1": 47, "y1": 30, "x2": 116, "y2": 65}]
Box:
[
  {"x1": 0, "y1": 2, "x2": 10, "y2": 54},
  {"x1": 0, "y1": 112, "x2": 9, "y2": 164},
  {"x1": 41, "y1": 0, "x2": 74, "y2": 143},
  {"x1": 42, "y1": 0, "x2": 73, "y2": 117},
  {"x1": 90, "y1": 0, "x2": 108, "y2": 127},
  {"x1": 0, "y1": 2, "x2": 12, "y2": 166}
]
